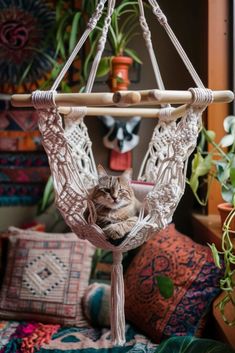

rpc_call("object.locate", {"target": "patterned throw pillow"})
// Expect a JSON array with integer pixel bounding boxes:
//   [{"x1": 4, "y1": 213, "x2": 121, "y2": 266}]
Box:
[
  {"x1": 0, "y1": 228, "x2": 95, "y2": 326},
  {"x1": 83, "y1": 282, "x2": 111, "y2": 327},
  {"x1": 124, "y1": 224, "x2": 223, "y2": 343}
]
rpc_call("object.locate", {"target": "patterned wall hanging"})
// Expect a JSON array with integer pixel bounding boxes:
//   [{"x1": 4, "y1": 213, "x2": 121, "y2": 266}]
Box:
[
  {"x1": 0, "y1": 0, "x2": 55, "y2": 94},
  {"x1": 0, "y1": 99, "x2": 50, "y2": 206}
]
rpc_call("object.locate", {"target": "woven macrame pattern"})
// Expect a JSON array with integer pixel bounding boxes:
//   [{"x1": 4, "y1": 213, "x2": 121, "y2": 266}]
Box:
[
  {"x1": 138, "y1": 108, "x2": 201, "y2": 228},
  {"x1": 38, "y1": 107, "x2": 201, "y2": 250},
  {"x1": 36, "y1": 102, "x2": 207, "y2": 346}
]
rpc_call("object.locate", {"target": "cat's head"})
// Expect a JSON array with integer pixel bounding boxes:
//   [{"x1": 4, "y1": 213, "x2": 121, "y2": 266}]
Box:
[{"x1": 92, "y1": 165, "x2": 134, "y2": 209}]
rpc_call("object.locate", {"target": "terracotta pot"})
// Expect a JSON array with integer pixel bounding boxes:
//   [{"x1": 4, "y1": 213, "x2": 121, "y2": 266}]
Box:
[
  {"x1": 217, "y1": 203, "x2": 235, "y2": 234},
  {"x1": 108, "y1": 56, "x2": 133, "y2": 92}
]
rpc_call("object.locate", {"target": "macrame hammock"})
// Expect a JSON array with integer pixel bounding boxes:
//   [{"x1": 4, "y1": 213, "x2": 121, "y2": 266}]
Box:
[{"x1": 11, "y1": 0, "x2": 234, "y2": 346}]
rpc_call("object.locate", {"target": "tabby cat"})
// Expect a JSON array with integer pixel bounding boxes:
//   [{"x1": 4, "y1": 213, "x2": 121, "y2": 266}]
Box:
[{"x1": 90, "y1": 165, "x2": 141, "y2": 244}]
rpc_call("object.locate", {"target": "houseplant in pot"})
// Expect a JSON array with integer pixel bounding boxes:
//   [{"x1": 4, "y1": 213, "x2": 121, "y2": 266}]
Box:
[
  {"x1": 94, "y1": 0, "x2": 143, "y2": 92},
  {"x1": 188, "y1": 115, "x2": 235, "y2": 326},
  {"x1": 188, "y1": 114, "x2": 235, "y2": 228}
]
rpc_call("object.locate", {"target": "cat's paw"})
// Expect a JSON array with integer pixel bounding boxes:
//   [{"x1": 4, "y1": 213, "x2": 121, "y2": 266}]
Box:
[{"x1": 105, "y1": 228, "x2": 125, "y2": 240}]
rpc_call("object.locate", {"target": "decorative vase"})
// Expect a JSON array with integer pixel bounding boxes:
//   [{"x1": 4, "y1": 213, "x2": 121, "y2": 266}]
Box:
[
  {"x1": 217, "y1": 202, "x2": 235, "y2": 234},
  {"x1": 108, "y1": 56, "x2": 133, "y2": 92}
]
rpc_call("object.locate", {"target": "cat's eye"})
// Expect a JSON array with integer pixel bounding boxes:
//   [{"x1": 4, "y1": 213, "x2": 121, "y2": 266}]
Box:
[{"x1": 101, "y1": 188, "x2": 110, "y2": 193}]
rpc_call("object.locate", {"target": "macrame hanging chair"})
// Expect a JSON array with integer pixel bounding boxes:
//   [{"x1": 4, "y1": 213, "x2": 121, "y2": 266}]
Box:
[{"x1": 11, "y1": 0, "x2": 234, "y2": 346}]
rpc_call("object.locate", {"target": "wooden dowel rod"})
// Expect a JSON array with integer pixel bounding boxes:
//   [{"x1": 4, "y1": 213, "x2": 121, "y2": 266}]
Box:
[
  {"x1": 113, "y1": 89, "x2": 234, "y2": 104},
  {"x1": 58, "y1": 104, "x2": 188, "y2": 119},
  {"x1": 113, "y1": 91, "x2": 141, "y2": 105},
  {"x1": 11, "y1": 93, "x2": 115, "y2": 108},
  {"x1": 11, "y1": 89, "x2": 233, "y2": 109}
]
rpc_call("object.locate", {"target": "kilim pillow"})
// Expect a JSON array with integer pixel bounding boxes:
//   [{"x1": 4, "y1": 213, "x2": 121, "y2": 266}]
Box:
[
  {"x1": 0, "y1": 228, "x2": 95, "y2": 326},
  {"x1": 124, "y1": 224, "x2": 224, "y2": 343}
]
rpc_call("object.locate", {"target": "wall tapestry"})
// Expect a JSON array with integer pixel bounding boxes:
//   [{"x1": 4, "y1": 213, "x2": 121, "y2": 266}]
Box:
[{"x1": 0, "y1": 99, "x2": 50, "y2": 206}]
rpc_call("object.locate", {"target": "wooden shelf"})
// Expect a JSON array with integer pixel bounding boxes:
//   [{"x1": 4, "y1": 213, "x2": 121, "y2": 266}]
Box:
[
  {"x1": 192, "y1": 213, "x2": 223, "y2": 250},
  {"x1": 192, "y1": 213, "x2": 235, "y2": 250}
]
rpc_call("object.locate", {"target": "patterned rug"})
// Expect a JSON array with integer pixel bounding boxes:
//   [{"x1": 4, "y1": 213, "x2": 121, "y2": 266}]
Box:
[{"x1": 0, "y1": 321, "x2": 157, "y2": 353}]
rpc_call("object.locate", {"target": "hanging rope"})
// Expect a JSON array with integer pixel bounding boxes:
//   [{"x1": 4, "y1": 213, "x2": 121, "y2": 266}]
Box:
[
  {"x1": 148, "y1": 0, "x2": 205, "y2": 89},
  {"x1": 51, "y1": 0, "x2": 108, "y2": 91},
  {"x1": 85, "y1": 0, "x2": 116, "y2": 93},
  {"x1": 137, "y1": 0, "x2": 166, "y2": 94}
]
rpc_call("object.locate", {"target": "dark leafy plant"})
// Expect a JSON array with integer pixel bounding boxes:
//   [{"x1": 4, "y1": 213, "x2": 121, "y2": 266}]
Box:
[
  {"x1": 155, "y1": 336, "x2": 235, "y2": 353},
  {"x1": 95, "y1": 0, "x2": 143, "y2": 78},
  {"x1": 187, "y1": 115, "x2": 235, "y2": 326}
]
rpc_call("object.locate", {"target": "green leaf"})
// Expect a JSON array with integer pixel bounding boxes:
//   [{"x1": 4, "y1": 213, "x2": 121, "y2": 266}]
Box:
[
  {"x1": 69, "y1": 12, "x2": 82, "y2": 54},
  {"x1": 230, "y1": 167, "x2": 235, "y2": 187},
  {"x1": 96, "y1": 57, "x2": 112, "y2": 78},
  {"x1": 156, "y1": 336, "x2": 235, "y2": 353},
  {"x1": 39, "y1": 176, "x2": 54, "y2": 214},
  {"x1": 156, "y1": 275, "x2": 174, "y2": 299},
  {"x1": 204, "y1": 129, "x2": 216, "y2": 142},
  {"x1": 19, "y1": 60, "x2": 33, "y2": 85},
  {"x1": 189, "y1": 174, "x2": 199, "y2": 194},
  {"x1": 223, "y1": 115, "x2": 235, "y2": 133},
  {"x1": 220, "y1": 134, "x2": 234, "y2": 148},
  {"x1": 208, "y1": 243, "x2": 221, "y2": 269},
  {"x1": 192, "y1": 152, "x2": 211, "y2": 177},
  {"x1": 221, "y1": 185, "x2": 235, "y2": 204},
  {"x1": 124, "y1": 48, "x2": 142, "y2": 64}
]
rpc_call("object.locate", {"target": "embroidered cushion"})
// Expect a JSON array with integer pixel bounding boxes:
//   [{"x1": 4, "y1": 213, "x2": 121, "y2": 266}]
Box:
[
  {"x1": 0, "y1": 228, "x2": 95, "y2": 326},
  {"x1": 124, "y1": 224, "x2": 223, "y2": 343}
]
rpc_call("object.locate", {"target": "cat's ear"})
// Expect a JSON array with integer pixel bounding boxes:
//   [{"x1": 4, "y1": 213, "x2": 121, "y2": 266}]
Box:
[
  {"x1": 97, "y1": 164, "x2": 108, "y2": 179},
  {"x1": 121, "y1": 168, "x2": 133, "y2": 182}
]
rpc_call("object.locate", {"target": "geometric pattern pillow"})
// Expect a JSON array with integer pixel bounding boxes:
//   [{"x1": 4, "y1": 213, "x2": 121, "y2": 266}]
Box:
[
  {"x1": 124, "y1": 224, "x2": 224, "y2": 343},
  {"x1": 0, "y1": 228, "x2": 95, "y2": 326}
]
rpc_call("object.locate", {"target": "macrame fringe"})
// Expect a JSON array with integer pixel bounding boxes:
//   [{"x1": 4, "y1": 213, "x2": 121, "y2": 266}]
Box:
[{"x1": 111, "y1": 251, "x2": 125, "y2": 346}]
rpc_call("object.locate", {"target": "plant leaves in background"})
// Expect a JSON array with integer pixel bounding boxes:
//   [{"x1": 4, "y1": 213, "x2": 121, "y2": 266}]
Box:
[
  {"x1": 220, "y1": 134, "x2": 234, "y2": 148},
  {"x1": 204, "y1": 129, "x2": 216, "y2": 142},
  {"x1": 230, "y1": 167, "x2": 235, "y2": 188},
  {"x1": 96, "y1": 57, "x2": 112, "y2": 77},
  {"x1": 221, "y1": 184, "x2": 235, "y2": 205},
  {"x1": 124, "y1": 48, "x2": 142, "y2": 64},
  {"x1": 208, "y1": 243, "x2": 221, "y2": 269},
  {"x1": 69, "y1": 12, "x2": 82, "y2": 54},
  {"x1": 223, "y1": 115, "x2": 235, "y2": 133},
  {"x1": 155, "y1": 336, "x2": 235, "y2": 353},
  {"x1": 38, "y1": 176, "x2": 54, "y2": 214}
]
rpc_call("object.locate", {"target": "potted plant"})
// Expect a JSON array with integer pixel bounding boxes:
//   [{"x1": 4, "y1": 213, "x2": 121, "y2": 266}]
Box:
[
  {"x1": 188, "y1": 115, "x2": 235, "y2": 226},
  {"x1": 188, "y1": 115, "x2": 235, "y2": 326},
  {"x1": 91, "y1": 0, "x2": 143, "y2": 92}
]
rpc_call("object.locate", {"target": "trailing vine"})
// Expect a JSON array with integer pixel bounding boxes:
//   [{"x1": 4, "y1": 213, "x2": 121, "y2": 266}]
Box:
[{"x1": 209, "y1": 208, "x2": 235, "y2": 326}]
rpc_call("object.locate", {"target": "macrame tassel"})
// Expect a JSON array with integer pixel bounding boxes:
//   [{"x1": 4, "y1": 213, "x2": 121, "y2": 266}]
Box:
[{"x1": 111, "y1": 251, "x2": 125, "y2": 346}]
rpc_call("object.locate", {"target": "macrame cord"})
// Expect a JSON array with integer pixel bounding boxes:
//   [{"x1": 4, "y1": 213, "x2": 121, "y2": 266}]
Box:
[{"x1": 31, "y1": 0, "x2": 215, "y2": 346}]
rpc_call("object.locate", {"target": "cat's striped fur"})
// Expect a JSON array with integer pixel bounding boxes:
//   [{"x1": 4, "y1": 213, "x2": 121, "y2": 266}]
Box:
[{"x1": 91, "y1": 165, "x2": 141, "y2": 243}]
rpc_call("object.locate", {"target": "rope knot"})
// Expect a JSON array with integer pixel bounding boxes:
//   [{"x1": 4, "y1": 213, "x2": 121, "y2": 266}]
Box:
[
  {"x1": 139, "y1": 16, "x2": 152, "y2": 47},
  {"x1": 152, "y1": 6, "x2": 168, "y2": 26},
  {"x1": 66, "y1": 106, "x2": 88, "y2": 120},
  {"x1": 88, "y1": 17, "x2": 98, "y2": 30},
  {"x1": 87, "y1": 1, "x2": 105, "y2": 29},
  {"x1": 158, "y1": 107, "x2": 175, "y2": 121},
  {"x1": 32, "y1": 90, "x2": 57, "y2": 110},
  {"x1": 189, "y1": 88, "x2": 214, "y2": 108}
]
